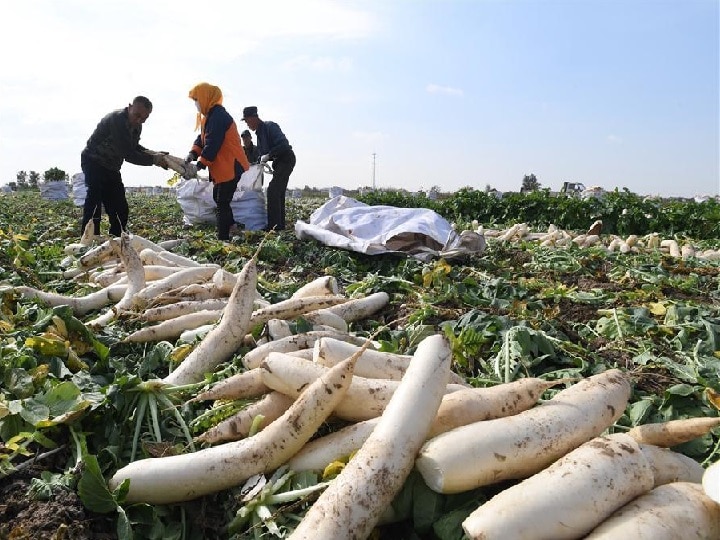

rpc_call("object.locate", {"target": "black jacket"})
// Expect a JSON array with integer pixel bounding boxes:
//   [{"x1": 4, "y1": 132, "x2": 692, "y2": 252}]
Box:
[{"x1": 81, "y1": 107, "x2": 153, "y2": 171}]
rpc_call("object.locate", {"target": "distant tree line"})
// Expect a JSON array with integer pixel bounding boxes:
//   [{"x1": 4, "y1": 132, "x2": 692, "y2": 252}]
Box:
[{"x1": 9, "y1": 167, "x2": 68, "y2": 191}]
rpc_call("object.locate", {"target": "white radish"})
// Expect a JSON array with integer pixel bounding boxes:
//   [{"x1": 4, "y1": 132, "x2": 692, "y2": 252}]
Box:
[
  {"x1": 626, "y1": 417, "x2": 720, "y2": 448},
  {"x1": 416, "y1": 368, "x2": 631, "y2": 493},
  {"x1": 14, "y1": 285, "x2": 114, "y2": 316},
  {"x1": 241, "y1": 330, "x2": 368, "y2": 370},
  {"x1": 461, "y1": 433, "x2": 655, "y2": 540},
  {"x1": 301, "y1": 309, "x2": 348, "y2": 333},
  {"x1": 191, "y1": 368, "x2": 268, "y2": 402},
  {"x1": 585, "y1": 482, "x2": 720, "y2": 539},
  {"x1": 291, "y1": 276, "x2": 339, "y2": 298},
  {"x1": 313, "y1": 337, "x2": 469, "y2": 386},
  {"x1": 142, "y1": 298, "x2": 229, "y2": 322},
  {"x1": 132, "y1": 265, "x2": 220, "y2": 308},
  {"x1": 196, "y1": 391, "x2": 294, "y2": 445},
  {"x1": 125, "y1": 309, "x2": 223, "y2": 343},
  {"x1": 661, "y1": 239, "x2": 681, "y2": 257},
  {"x1": 248, "y1": 296, "x2": 349, "y2": 328},
  {"x1": 109, "y1": 346, "x2": 359, "y2": 504},
  {"x1": 288, "y1": 334, "x2": 451, "y2": 540},
  {"x1": 162, "y1": 252, "x2": 257, "y2": 386},
  {"x1": 78, "y1": 240, "x2": 118, "y2": 268},
  {"x1": 86, "y1": 234, "x2": 146, "y2": 327},
  {"x1": 288, "y1": 377, "x2": 562, "y2": 472},
  {"x1": 638, "y1": 443, "x2": 705, "y2": 486},
  {"x1": 321, "y1": 292, "x2": 389, "y2": 322},
  {"x1": 139, "y1": 248, "x2": 181, "y2": 267},
  {"x1": 260, "y1": 353, "x2": 466, "y2": 421},
  {"x1": 266, "y1": 318, "x2": 293, "y2": 340}
]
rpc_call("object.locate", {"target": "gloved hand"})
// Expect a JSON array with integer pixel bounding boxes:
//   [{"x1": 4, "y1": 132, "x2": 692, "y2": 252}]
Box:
[
  {"x1": 185, "y1": 151, "x2": 197, "y2": 164},
  {"x1": 260, "y1": 154, "x2": 270, "y2": 163},
  {"x1": 152, "y1": 153, "x2": 169, "y2": 169},
  {"x1": 182, "y1": 162, "x2": 198, "y2": 180},
  {"x1": 196, "y1": 161, "x2": 206, "y2": 171}
]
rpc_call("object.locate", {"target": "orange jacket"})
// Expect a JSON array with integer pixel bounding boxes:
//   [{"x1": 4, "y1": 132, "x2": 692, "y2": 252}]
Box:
[
  {"x1": 191, "y1": 105, "x2": 249, "y2": 183},
  {"x1": 188, "y1": 83, "x2": 249, "y2": 184}
]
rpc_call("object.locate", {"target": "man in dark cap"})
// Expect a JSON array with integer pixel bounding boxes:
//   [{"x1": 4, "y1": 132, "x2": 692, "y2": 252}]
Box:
[
  {"x1": 242, "y1": 106, "x2": 296, "y2": 231},
  {"x1": 240, "y1": 129, "x2": 260, "y2": 164}
]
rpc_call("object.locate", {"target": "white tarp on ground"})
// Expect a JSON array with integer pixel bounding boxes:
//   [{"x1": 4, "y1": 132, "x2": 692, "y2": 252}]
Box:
[
  {"x1": 40, "y1": 181, "x2": 69, "y2": 201},
  {"x1": 295, "y1": 196, "x2": 486, "y2": 261},
  {"x1": 176, "y1": 169, "x2": 267, "y2": 231}
]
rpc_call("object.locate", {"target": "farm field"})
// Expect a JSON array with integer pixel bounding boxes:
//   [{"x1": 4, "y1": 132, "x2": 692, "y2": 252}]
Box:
[{"x1": 0, "y1": 190, "x2": 719, "y2": 539}]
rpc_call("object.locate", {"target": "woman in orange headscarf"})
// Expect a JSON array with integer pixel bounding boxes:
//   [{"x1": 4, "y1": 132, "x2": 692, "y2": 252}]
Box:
[{"x1": 186, "y1": 83, "x2": 250, "y2": 240}]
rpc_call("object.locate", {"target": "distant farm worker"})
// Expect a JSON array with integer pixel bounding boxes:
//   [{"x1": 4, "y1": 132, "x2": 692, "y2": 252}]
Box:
[
  {"x1": 240, "y1": 129, "x2": 260, "y2": 164},
  {"x1": 242, "y1": 106, "x2": 296, "y2": 231},
  {"x1": 80, "y1": 96, "x2": 169, "y2": 236},
  {"x1": 185, "y1": 83, "x2": 250, "y2": 241}
]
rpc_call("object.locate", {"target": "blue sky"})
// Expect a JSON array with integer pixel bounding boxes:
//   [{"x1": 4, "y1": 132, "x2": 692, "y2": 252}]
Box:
[{"x1": 1, "y1": 0, "x2": 718, "y2": 196}]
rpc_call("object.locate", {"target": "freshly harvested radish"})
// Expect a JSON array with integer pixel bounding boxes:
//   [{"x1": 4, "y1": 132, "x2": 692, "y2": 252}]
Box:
[
  {"x1": 162, "y1": 251, "x2": 257, "y2": 386},
  {"x1": 314, "y1": 336, "x2": 469, "y2": 386},
  {"x1": 703, "y1": 459, "x2": 720, "y2": 503},
  {"x1": 291, "y1": 276, "x2": 339, "y2": 298},
  {"x1": 86, "y1": 234, "x2": 146, "y2": 327},
  {"x1": 132, "y1": 265, "x2": 220, "y2": 308},
  {"x1": 585, "y1": 482, "x2": 720, "y2": 539},
  {"x1": 248, "y1": 295, "x2": 348, "y2": 328},
  {"x1": 288, "y1": 377, "x2": 562, "y2": 472},
  {"x1": 320, "y1": 291, "x2": 389, "y2": 322},
  {"x1": 241, "y1": 330, "x2": 367, "y2": 370},
  {"x1": 638, "y1": 443, "x2": 705, "y2": 486},
  {"x1": 627, "y1": 417, "x2": 720, "y2": 448},
  {"x1": 191, "y1": 368, "x2": 268, "y2": 402},
  {"x1": 461, "y1": 433, "x2": 655, "y2": 540},
  {"x1": 124, "y1": 309, "x2": 223, "y2": 343},
  {"x1": 109, "y1": 346, "x2": 359, "y2": 504},
  {"x1": 142, "y1": 298, "x2": 229, "y2": 322},
  {"x1": 260, "y1": 352, "x2": 466, "y2": 421},
  {"x1": 416, "y1": 369, "x2": 631, "y2": 493},
  {"x1": 288, "y1": 334, "x2": 451, "y2": 540},
  {"x1": 301, "y1": 309, "x2": 348, "y2": 332},
  {"x1": 15, "y1": 285, "x2": 114, "y2": 316},
  {"x1": 195, "y1": 391, "x2": 295, "y2": 445}
]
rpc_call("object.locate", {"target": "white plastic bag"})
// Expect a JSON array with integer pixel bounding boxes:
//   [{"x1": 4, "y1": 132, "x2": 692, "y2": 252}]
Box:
[{"x1": 238, "y1": 164, "x2": 264, "y2": 191}]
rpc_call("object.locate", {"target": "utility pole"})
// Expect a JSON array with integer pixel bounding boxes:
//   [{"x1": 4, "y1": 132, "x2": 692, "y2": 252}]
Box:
[{"x1": 371, "y1": 153, "x2": 376, "y2": 190}]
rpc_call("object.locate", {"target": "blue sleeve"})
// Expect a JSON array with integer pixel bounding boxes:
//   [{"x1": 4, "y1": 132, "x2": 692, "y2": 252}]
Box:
[
  {"x1": 266, "y1": 122, "x2": 291, "y2": 159},
  {"x1": 201, "y1": 107, "x2": 232, "y2": 161}
]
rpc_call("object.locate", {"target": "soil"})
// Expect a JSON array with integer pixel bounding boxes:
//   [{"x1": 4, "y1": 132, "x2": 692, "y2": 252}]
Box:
[{"x1": 0, "y1": 466, "x2": 115, "y2": 540}]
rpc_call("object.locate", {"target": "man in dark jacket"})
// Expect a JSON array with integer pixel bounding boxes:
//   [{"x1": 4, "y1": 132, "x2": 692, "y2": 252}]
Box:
[
  {"x1": 80, "y1": 96, "x2": 168, "y2": 236},
  {"x1": 242, "y1": 106, "x2": 296, "y2": 231}
]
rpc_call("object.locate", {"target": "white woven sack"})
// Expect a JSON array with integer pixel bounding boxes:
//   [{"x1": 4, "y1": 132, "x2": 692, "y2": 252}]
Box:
[{"x1": 176, "y1": 179, "x2": 216, "y2": 225}]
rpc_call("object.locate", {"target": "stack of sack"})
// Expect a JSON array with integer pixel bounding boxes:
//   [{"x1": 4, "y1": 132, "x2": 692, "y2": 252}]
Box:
[
  {"x1": 71, "y1": 173, "x2": 87, "y2": 206},
  {"x1": 40, "y1": 181, "x2": 69, "y2": 201},
  {"x1": 176, "y1": 165, "x2": 267, "y2": 231}
]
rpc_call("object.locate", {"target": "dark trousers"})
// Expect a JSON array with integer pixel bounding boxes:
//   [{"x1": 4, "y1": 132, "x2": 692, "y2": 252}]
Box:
[
  {"x1": 266, "y1": 151, "x2": 296, "y2": 231},
  {"x1": 81, "y1": 162, "x2": 128, "y2": 237},
  {"x1": 213, "y1": 179, "x2": 239, "y2": 240}
]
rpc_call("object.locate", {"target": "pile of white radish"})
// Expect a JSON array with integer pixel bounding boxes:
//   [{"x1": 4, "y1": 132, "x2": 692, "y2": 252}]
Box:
[
  {"x1": 475, "y1": 220, "x2": 720, "y2": 260},
  {"x1": 12, "y1": 231, "x2": 720, "y2": 538}
]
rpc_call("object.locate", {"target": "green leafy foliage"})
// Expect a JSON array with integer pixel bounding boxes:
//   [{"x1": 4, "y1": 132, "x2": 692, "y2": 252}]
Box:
[{"x1": 0, "y1": 191, "x2": 718, "y2": 538}]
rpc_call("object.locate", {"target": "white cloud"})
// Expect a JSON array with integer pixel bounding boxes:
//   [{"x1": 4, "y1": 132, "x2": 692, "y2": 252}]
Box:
[
  {"x1": 426, "y1": 84, "x2": 464, "y2": 97},
  {"x1": 606, "y1": 134, "x2": 623, "y2": 144}
]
